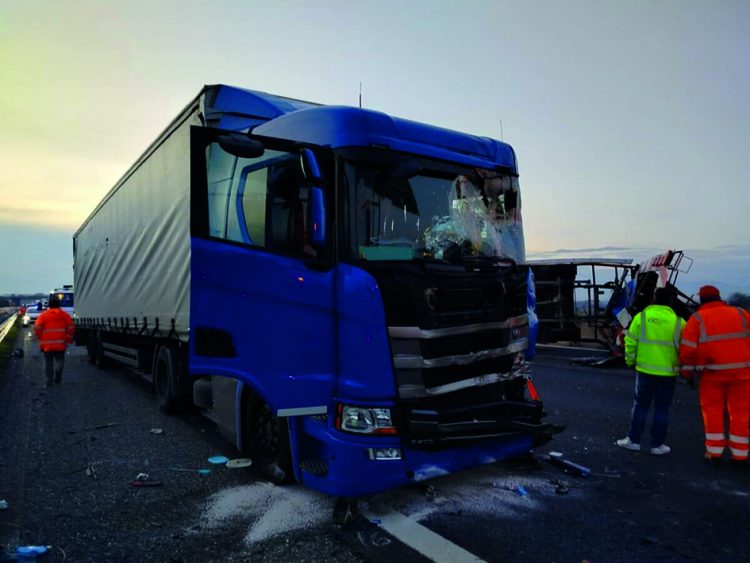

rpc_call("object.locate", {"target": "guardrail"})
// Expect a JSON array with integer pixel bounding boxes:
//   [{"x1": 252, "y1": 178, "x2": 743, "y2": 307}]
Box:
[{"x1": 0, "y1": 314, "x2": 18, "y2": 347}]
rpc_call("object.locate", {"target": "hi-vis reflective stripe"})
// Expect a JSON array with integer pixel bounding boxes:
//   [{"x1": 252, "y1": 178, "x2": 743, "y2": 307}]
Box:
[
  {"x1": 703, "y1": 361, "x2": 750, "y2": 370},
  {"x1": 680, "y1": 362, "x2": 750, "y2": 371},
  {"x1": 635, "y1": 361, "x2": 679, "y2": 374},
  {"x1": 729, "y1": 447, "x2": 749, "y2": 459},
  {"x1": 706, "y1": 432, "x2": 725, "y2": 440},
  {"x1": 729, "y1": 434, "x2": 750, "y2": 445},
  {"x1": 43, "y1": 328, "x2": 67, "y2": 333},
  {"x1": 696, "y1": 308, "x2": 750, "y2": 343},
  {"x1": 706, "y1": 445, "x2": 725, "y2": 454},
  {"x1": 45, "y1": 339, "x2": 66, "y2": 344},
  {"x1": 680, "y1": 339, "x2": 698, "y2": 348}
]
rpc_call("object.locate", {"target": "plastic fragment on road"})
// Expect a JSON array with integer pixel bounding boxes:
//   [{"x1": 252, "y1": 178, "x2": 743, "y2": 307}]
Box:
[
  {"x1": 170, "y1": 467, "x2": 212, "y2": 475},
  {"x1": 149, "y1": 428, "x2": 163, "y2": 434},
  {"x1": 131, "y1": 473, "x2": 163, "y2": 487},
  {"x1": 0, "y1": 499, "x2": 7, "y2": 509},
  {"x1": 208, "y1": 455, "x2": 229, "y2": 465},
  {"x1": 15, "y1": 545, "x2": 49, "y2": 559},
  {"x1": 545, "y1": 451, "x2": 591, "y2": 477},
  {"x1": 225, "y1": 458, "x2": 252, "y2": 469},
  {"x1": 85, "y1": 465, "x2": 97, "y2": 479}
]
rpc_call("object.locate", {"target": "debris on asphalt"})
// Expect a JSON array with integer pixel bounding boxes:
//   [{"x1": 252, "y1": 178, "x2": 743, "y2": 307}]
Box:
[
  {"x1": 549, "y1": 479, "x2": 570, "y2": 495},
  {"x1": 225, "y1": 458, "x2": 252, "y2": 469},
  {"x1": 169, "y1": 467, "x2": 211, "y2": 475},
  {"x1": 545, "y1": 451, "x2": 591, "y2": 477},
  {"x1": 207, "y1": 456, "x2": 229, "y2": 465},
  {"x1": 86, "y1": 465, "x2": 97, "y2": 479},
  {"x1": 332, "y1": 498, "x2": 358, "y2": 526},
  {"x1": 424, "y1": 484, "x2": 437, "y2": 501},
  {"x1": 132, "y1": 472, "x2": 163, "y2": 487},
  {"x1": 15, "y1": 544, "x2": 49, "y2": 559},
  {"x1": 149, "y1": 428, "x2": 163, "y2": 434},
  {"x1": 0, "y1": 499, "x2": 7, "y2": 509}
]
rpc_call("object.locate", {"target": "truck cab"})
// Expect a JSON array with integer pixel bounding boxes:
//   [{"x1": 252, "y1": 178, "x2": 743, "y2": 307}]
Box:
[
  {"x1": 49, "y1": 285, "x2": 74, "y2": 317},
  {"x1": 74, "y1": 85, "x2": 558, "y2": 498}
]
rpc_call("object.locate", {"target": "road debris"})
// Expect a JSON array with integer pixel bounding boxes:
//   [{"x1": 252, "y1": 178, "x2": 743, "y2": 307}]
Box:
[
  {"x1": 132, "y1": 472, "x2": 162, "y2": 487},
  {"x1": 86, "y1": 464, "x2": 97, "y2": 479},
  {"x1": 545, "y1": 451, "x2": 591, "y2": 477},
  {"x1": 0, "y1": 499, "x2": 8, "y2": 509},
  {"x1": 208, "y1": 456, "x2": 229, "y2": 465},
  {"x1": 225, "y1": 458, "x2": 252, "y2": 469},
  {"x1": 149, "y1": 428, "x2": 163, "y2": 434},
  {"x1": 170, "y1": 467, "x2": 211, "y2": 475},
  {"x1": 549, "y1": 479, "x2": 570, "y2": 495},
  {"x1": 15, "y1": 544, "x2": 49, "y2": 559}
]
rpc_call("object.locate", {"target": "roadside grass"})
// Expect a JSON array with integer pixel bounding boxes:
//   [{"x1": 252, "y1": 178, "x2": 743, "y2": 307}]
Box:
[{"x1": 0, "y1": 315, "x2": 20, "y2": 377}]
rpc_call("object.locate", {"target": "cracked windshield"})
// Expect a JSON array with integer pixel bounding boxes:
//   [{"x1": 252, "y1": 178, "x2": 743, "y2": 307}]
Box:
[{"x1": 342, "y1": 153, "x2": 525, "y2": 264}]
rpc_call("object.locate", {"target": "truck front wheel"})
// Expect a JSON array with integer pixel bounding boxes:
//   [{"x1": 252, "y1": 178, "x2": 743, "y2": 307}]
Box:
[
  {"x1": 154, "y1": 346, "x2": 183, "y2": 414},
  {"x1": 243, "y1": 392, "x2": 292, "y2": 484}
]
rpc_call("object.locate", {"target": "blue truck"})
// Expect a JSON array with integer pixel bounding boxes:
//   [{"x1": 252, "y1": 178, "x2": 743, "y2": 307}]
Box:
[{"x1": 73, "y1": 85, "x2": 557, "y2": 497}]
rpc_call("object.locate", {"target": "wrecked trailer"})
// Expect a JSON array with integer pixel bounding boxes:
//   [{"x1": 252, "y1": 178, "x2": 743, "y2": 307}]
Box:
[{"x1": 529, "y1": 250, "x2": 697, "y2": 357}]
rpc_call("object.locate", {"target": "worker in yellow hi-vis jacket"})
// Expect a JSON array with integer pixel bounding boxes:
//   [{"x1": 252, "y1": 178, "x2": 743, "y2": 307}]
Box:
[{"x1": 616, "y1": 287, "x2": 686, "y2": 456}]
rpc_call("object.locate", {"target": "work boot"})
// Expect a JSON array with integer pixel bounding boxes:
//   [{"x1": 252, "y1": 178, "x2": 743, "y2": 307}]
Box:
[{"x1": 650, "y1": 444, "x2": 671, "y2": 456}]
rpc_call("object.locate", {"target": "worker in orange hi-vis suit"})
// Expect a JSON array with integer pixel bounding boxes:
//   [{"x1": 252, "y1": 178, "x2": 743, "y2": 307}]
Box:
[
  {"x1": 679, "y1": 285, "x2": 750, "y2": 466},
  {"x1": 33, "y1": 297, "x2": 75, "y2": 387}
]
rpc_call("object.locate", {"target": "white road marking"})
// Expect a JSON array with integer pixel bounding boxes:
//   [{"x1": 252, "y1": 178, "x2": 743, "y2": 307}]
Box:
[{"x1": 362, "y1": 504, "x2": 485, "y2": 563}]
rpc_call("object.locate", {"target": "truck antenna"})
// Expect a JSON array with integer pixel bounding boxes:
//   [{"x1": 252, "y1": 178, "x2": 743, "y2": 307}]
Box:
[{"x1": 359, "y1": 82, "x2": 362, "y2": 108}]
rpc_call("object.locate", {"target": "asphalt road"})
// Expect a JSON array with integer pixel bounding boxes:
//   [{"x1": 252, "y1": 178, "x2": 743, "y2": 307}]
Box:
[{"x1": 1, "y1": 328, "x2": 749, "y2": 562}]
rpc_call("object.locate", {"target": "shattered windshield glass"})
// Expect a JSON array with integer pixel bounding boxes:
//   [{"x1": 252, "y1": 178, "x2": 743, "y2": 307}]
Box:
[{"x1": 341, "y1": 151, "x2": 525, "y2": 264}]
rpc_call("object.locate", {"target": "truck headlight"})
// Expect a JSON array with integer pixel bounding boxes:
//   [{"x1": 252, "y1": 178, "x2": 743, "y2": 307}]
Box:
[{"x1": 337, "y1": 404, "x2": 397, "y2": 435}]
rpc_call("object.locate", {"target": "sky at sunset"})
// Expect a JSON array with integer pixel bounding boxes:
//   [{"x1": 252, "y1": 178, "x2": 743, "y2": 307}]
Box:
[{"x1": 1, "y1": 0, "x2": 748, "y2": 295}]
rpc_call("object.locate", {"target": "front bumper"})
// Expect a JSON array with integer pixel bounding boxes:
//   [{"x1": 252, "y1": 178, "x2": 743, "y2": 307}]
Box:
[{"x1": 290, "y1": 413, "x2": 558, "y2": 498}]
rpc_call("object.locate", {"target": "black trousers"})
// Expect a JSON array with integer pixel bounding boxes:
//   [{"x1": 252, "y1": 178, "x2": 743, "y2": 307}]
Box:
[{"x1": 44, "y1": 350, "x2": 66, "y2": 384}]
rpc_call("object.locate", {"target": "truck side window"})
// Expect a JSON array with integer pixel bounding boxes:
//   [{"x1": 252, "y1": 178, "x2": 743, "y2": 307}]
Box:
[{"x1": 205, "y1": 143, "x2": 313, "y2": 257}]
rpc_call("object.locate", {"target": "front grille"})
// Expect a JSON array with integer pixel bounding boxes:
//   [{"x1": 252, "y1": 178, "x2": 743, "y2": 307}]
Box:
[{"x1": 361, "y1": 261, "x2": 554, "y2": 449}]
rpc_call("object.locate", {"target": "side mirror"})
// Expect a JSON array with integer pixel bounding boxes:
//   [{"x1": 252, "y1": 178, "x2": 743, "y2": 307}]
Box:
[
  {"x1": 300, "y1": 148, "x2": 322, "y2": 182},
  {"x1": 217, "y1": 133, "x2": 265, "y2": 159},
  {"x1": 308, "y1": 187, "x2": 326, "y2": 250}
]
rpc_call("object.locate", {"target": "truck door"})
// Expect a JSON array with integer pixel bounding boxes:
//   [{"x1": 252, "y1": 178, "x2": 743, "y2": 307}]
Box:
[{"x1": 189, "y1": 127, "x2": 335, "y2": 415}]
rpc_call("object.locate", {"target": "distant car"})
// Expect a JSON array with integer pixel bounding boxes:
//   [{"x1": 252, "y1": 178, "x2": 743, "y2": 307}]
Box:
[{"x1": 22, "y1": 304, "x2": 45, "y2": 327}]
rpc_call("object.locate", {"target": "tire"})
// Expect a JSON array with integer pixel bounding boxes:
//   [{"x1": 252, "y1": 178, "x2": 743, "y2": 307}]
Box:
[
  {"x1": 86, "y1": 332, "x2": 98, "y2": 364},
  {"x1": 94, "y1": 332, "x2": 108, "y2": 369},
  {"x1": 154, "y1": 346, "x2": 183, "y2": 414},
  {"x1": 243, "y1": 392, "x2": 293, "y2": 484}
]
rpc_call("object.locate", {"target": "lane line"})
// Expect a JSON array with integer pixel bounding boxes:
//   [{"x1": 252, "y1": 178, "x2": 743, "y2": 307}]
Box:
[{"x1": 361, "y1": 505, "x2": 485, "y2": 563}]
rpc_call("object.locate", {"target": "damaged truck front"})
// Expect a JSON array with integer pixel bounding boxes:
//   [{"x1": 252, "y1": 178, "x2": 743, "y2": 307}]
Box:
[{"x1": 74, "y1": 85, "x2": 558, "y2": 498}]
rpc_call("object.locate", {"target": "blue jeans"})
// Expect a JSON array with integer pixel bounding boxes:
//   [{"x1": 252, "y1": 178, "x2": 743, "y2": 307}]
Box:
[{"x1": 627, "y1": 372, "x2": 677, "y2": 447}]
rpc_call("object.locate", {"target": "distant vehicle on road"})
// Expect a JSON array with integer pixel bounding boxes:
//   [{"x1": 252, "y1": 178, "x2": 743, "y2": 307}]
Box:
[
  {"x1": 22, "y1": 302, "x2": 45, "y2": 327},
  {"x1": 49, "y1": 285, "x2": 74, "y2": 317}
]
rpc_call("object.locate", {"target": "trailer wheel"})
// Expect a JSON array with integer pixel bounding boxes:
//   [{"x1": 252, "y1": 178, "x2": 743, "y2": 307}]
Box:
[
  {"x1": 86, "y1": 335, "x2": 97, "y2": 364},
  {"x1": 154, "y1": 346, "x2": 183, "y2": 414},
  {"x1": 93, "y1": 332, "x2": 108, "y2": 369},
  {"x1": 243, "y1": 392, "x2": 292, "y2": 484}
]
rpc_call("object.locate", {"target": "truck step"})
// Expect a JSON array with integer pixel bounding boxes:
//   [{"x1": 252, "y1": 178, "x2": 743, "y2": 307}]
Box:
[{"x1": 299, "y1": 459, "x2": 328, "y2": 476}]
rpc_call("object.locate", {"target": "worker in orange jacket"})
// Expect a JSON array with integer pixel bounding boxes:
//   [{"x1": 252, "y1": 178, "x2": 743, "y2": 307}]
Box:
[
  {"x1": 33, "y1": 297, "x2": 75, "y2": 387},
  {"x1": 679, "y1": 285, "x2": 750, "y2": 465}
]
